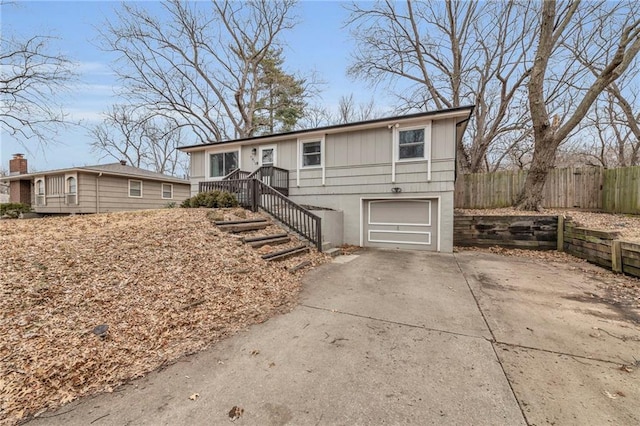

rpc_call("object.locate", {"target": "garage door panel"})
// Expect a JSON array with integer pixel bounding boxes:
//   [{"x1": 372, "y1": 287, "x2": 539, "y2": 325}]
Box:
[
  {"x1": 364, "y1": 199, "x2": 438, "y2": 251},
  {"x1": 368, "y1": 230, "x2": 431, "y2": 245},
  {"x1": 369, "y1": 200, "x2": 431, "y2": 225}
]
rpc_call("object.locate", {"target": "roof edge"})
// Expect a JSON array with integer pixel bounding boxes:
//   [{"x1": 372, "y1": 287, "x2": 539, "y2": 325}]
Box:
[{"x1": 178, "y1": 105, "x2": 474, "y2": 152}]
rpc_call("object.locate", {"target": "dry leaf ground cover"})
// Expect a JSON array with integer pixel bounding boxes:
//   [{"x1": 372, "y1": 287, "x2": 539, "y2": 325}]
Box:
[{"x1": 0, "y1": 208, "x2": 327, "y2": 425}]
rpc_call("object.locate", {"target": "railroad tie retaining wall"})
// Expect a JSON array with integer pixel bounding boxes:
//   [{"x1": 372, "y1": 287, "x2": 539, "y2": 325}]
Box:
[{"x1": 454, "y1": 215, "x2": 558, "y2": 250}]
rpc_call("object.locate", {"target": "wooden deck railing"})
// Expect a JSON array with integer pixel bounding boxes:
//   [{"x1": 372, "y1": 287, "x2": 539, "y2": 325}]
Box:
[
  {"x1": 198, "y1": 177, "x2": 321, "y2": 250},
  {"x1": 246, "y1": 166, "x2": 289, "y2": 196}
]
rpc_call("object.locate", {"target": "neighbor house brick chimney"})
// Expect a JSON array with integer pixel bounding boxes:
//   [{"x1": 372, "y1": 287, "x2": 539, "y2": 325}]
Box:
[
  {"x1": 8, "y1": 153, "x2": 32, "y2": 205},
  {"x1": 9, "y1": 153, "x2": 28, "y2": 175}
]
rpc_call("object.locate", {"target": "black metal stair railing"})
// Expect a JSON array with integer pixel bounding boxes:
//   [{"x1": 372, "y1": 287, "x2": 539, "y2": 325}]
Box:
[
  {"x1": 253, "y1": 179, "x2": 321, "y2": 250},
  {"x1": 198, "y1": 176, "x2": 321, "y2": 251}
]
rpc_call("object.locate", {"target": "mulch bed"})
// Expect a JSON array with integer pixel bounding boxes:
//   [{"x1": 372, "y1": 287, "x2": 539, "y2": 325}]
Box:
[{"x1": 0, "y1": 208, "x2": 328, "y2": 425}]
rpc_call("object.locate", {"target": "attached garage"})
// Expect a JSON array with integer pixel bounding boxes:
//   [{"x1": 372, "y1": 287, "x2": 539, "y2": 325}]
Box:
[{"x1": 362, "y1": 198, "x2": 439, "y2": 251}]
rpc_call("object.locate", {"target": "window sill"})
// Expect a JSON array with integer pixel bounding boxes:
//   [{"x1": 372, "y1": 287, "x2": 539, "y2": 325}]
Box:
[{"x1": 396, "y1": 158, "x2": 427, "y2": 163}]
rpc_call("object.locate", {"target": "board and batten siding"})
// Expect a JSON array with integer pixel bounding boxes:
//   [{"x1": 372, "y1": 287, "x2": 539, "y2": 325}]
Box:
[
  {"x1": 186, "y1": 117, "x2": 459, "y2": 250},
  {"x1": 285, "y1": 118, "x2": 457, "y2": 249},
  {"x1": 289, "y1": 118, "x2": 456, "y2": 195}
]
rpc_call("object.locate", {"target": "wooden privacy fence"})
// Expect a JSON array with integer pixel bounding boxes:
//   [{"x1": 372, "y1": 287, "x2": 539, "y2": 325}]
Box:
[{"x1": 455, "y1": 166, "x2": 640, "y2": 214}]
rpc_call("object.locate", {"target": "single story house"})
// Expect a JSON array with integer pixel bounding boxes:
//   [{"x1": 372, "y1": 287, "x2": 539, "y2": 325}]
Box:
[
  {"x1": 2, "y1": 155, "x2": 190, "y2": 214},
  {"x1": 179, "y1": 106, "x2": 474, "y2": 252}
]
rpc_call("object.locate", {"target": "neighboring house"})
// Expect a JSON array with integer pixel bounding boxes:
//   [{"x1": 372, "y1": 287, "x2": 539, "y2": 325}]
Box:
[
  {"x1": 1, "y1": 156, "x2": 190, "y2": 214},
  {"x1": 0, "y1": 182, "x2": 8, "y2": 204},
  {"x1": 179, "y1": 106, "x2": 474, "y2": 252}
]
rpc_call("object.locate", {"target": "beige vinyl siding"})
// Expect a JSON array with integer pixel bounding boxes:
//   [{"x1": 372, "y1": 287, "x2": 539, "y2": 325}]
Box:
[
  {"x1": 190, "y1": 151, "x2": 206, "y2": 195},
  {"x1": 33, "y1": 172, "x2": 190, "y2": 213},
  {"x1": 34, "y1": 173, "x2": 97, "y2": 214},
  {"x1": 95, "y1": 176, "x2": 189, "y2": 212}
]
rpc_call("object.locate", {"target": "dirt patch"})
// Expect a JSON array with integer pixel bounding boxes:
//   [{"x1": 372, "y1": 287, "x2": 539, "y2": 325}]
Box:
[
  {"x1": 0, "y1": 208, "x2": 328, "y2": 425},
  {"x1": 455, "y1": 208, "x2": 640, "y2": 242}
]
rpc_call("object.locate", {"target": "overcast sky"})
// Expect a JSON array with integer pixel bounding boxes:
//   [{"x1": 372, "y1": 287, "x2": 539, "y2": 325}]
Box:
[{"x1": 1, "y1": 0, "x2": 389, "y2": 172}]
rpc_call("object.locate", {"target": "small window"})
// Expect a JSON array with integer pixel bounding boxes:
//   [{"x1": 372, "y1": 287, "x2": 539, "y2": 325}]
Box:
[
  {"x1": 66, "y1": 176, "x2": 77, "y2": 194},
  {"x1": 162, "y1": 183, "x2": 173, "y2": 199},
  {"x1": 35, "y1": 178, "x2": 46, "y2": 206},
  {"x1": 398, "y1": 128, "x2": 425, "y2": 160},
  {"x1": 209, "y1": 151, "x2": 239, "y2": 178},
  {"x1": 35, "y1": 179, "x2": 45, "y2": 196},
  {"x1": 302, "y1": 141, "x2": 322, "y2": 167},
  {"x1": 129, "y1": 180, "x2": 142, "y2": 198},
  {"x1": 65, "y1": 176, "x2": 77, "y2": 205}
]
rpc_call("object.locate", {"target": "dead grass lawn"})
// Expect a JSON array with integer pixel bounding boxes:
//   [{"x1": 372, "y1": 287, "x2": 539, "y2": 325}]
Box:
[{"x1": 0, "y1": 208, "x2": 327, "y2": 425}]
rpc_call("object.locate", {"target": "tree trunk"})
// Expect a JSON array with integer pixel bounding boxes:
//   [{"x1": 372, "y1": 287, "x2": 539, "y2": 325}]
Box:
[{"x1": 515, "y1": 134, "x2": 558, "y2": 210}]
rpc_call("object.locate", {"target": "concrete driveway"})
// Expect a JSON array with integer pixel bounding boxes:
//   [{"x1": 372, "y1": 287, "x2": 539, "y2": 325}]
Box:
[{"x1": 29, "y1": 249, "x2": 639, "y2": 425}]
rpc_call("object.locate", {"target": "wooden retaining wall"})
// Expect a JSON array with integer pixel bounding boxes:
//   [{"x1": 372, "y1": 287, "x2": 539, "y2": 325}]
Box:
[
  {"x1": 453, "y1": 215, "x2": 640, "y2": 280},
  {"x1": 562, "y1": 223, "x2": 619, "y2": 270},
  {"x1": 454, "y1": 215, "x2": 558, "y2": 250},
  {"x1": 620, "y1": 241, "x2": 640, "y2": 278}
]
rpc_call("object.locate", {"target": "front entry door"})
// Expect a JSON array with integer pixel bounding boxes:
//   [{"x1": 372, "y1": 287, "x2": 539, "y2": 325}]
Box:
[
  {"x1": 259, "y1": 145, "x2": 277, "y2": 167},
  {"x1": 259, "y1": 145, "x2": 277, "y2": 186}
]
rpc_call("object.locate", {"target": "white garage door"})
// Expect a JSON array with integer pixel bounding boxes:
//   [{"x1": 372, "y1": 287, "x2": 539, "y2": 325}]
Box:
[{"x1": 363, "y1": 199, "x2": 438, "y2": 251}]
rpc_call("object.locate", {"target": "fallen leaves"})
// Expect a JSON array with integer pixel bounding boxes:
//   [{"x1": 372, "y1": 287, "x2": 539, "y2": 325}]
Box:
[
  {"x1": 0, "y1": 208, "x2": 328, "y2": 425},
  {"x1": 189, "y1": 393, "x2": 199, "y2": 401}
]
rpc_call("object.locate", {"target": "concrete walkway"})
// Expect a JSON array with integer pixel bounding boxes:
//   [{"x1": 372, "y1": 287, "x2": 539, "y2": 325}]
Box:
[{"x1": 29, "y1": 249, "x2": 639, "y2": 425}]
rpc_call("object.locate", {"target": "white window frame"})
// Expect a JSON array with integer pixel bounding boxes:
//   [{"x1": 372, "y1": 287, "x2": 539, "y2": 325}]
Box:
[
  {"x1": 35, "y1": 177, "x2": 46, "y2": 206},
  {"x1": 128, "y1": 179, "x2": 143, "y2": 198},
  {"x1": 297, "y1": 136, "x2": 325, "y2": 186},
  {"x1": 207, "y1": 149, "x2": 241, "y2": 179},
  {"x1": 161, "y1": 183, "x2": 173, "y2": 199},
  {"x1": 65, "y1": 173, "x2": 78, "y2": 205},
  {"x1": 259, "y1": 145, "x2": 277, "y2": 167},
  {"x1": 391, "y1": 122, "x2": 432, "y2": 183}
]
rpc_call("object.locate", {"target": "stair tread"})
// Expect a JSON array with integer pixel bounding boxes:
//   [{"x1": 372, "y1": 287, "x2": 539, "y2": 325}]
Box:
[
  {"x1": 262, "y1": 244, "x2": 309, "y2": 260},
  {"x1": 248, "y1": 237, "x2": 291, "y2": 248},
  {"x1": 243, "y1": 233, "x2": 289, "y2": 243},
  {"x1": 214, "y1": 219, "x2": 269, "y2": 225}
]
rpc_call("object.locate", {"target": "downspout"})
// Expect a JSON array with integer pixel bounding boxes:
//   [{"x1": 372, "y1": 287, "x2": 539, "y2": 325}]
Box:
[{"x1": 96, "y1": 173, "x2": 102, "y2": 213}]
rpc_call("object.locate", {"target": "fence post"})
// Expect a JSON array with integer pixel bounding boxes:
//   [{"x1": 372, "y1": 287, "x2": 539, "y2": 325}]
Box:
[
  {"x1": 611, "y1": 240, "x2": 622, "y2": 273},
  {"x1": 251, "y1": 179, "x2": 259, "y2": 212},
  {"x1": 315, "y1": 217, "x2": 322, "y2": 251},
  {"x1": 557, "y1": 215, "x2": 564, "y2": 252}
]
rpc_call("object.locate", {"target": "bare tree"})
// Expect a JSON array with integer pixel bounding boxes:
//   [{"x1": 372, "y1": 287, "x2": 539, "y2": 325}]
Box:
[
  {"x1": 517, "y1": 0, "x2": 640, "y2": 210},
  {"x1": 1, "y1": 28, "x2": 75, "y2": 145},
  {"x1": 90, "y1": 105, "x2": 187, "y2": 176},
  {"x1": 100, "y1": 0, "x2": 309, "y2": 144},
  {"x1": 336, "y1": 94, "x2": 384, "y2": 124},
  {"x1": 347, "y1": 0, "x2": 536, "y2": 173}
]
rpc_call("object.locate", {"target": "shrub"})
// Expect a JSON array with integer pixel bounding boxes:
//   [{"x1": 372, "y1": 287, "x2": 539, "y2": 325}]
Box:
[
  {"x1": 0, "y1": 203, "x2": 31, "y2": 216},
  {"x1": 216, "y1": 191, "x2": 239, "y2": 208},
  {"x1": 180, "y1": 191, "x2": 238, "y2": 208}
]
